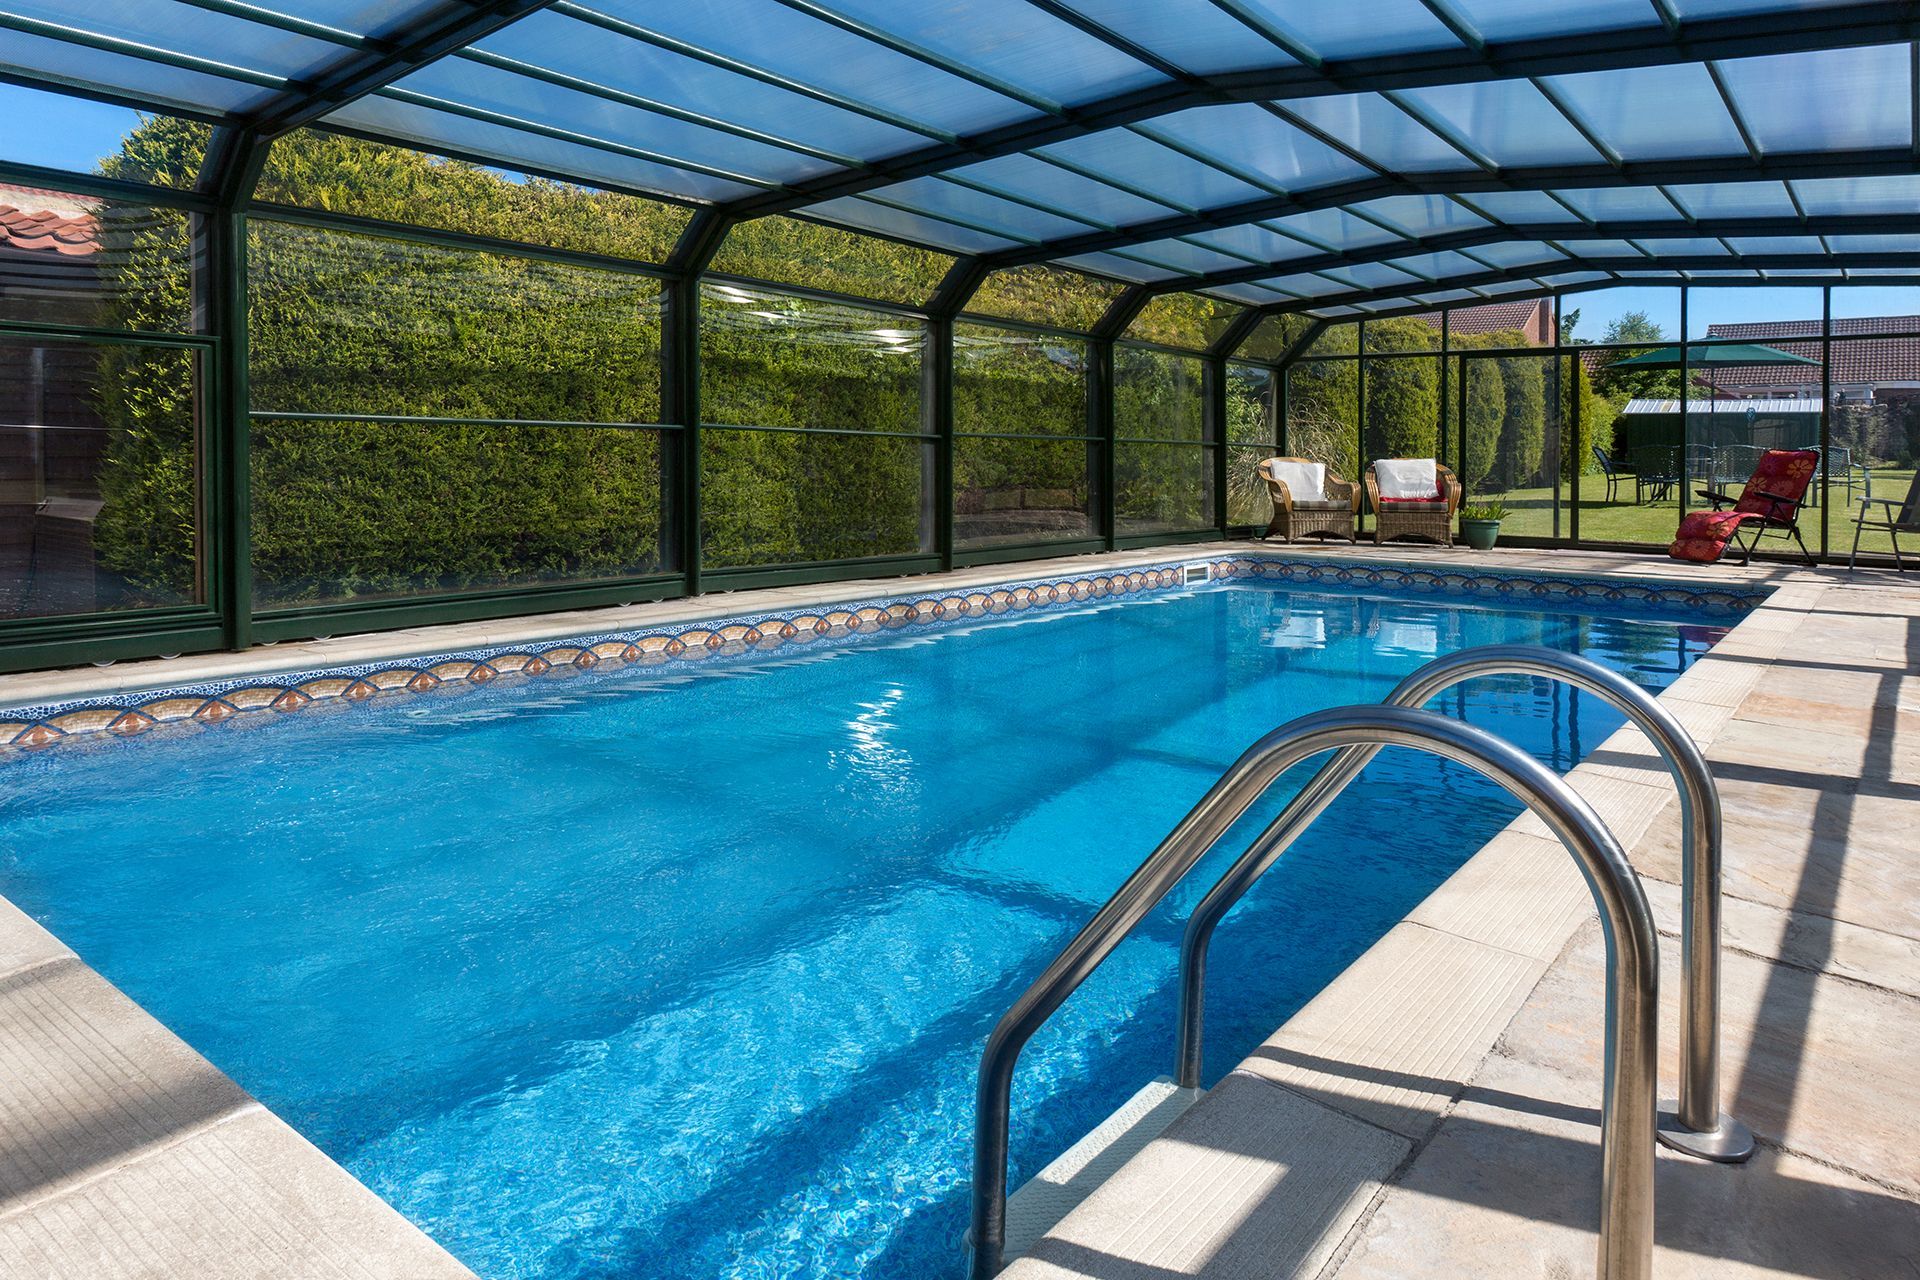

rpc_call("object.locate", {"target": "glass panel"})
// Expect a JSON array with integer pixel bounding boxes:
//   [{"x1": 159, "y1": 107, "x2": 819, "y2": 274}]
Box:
[
  {"x1": 248, "y1": 219, "x2": 664, "y2": 422},
  {"x1": 1125, "y1": 293, "x2": 1244, "y2": 351},
  {"x1": 0, "y1": 339, "x2": 200, "y2": 619},
  {"x1": 1685, "y1": 286, "x2": 1823, "y2": 341},
  {"x1": 1565, "y1": 286, "x2": 1680, "y2": 344},
  {"x1": 1284, "y1": 358, "x2": 1359, "y2": 479},
  {"x1": 1226, "y1": 363, "x2": 1276, "y2": 444},
  {"x1": 1235, "y1": 313, "x2": 1316, "y2": 362},
  {"x1": 0, "y1": 186, "x2": 198, "y2": 333},
  {"x1": 1830, "y1": 336, "x2": 1918, "y2": 561},
  {"x1": 954, "y1": 435, "x2": 1097, "y2": 549},
  {"x1": 953, "y1": 323, "x2": 1088, "y2": 437},
  {"x1": 710, "y1": 215, "x2": 953, "y2": 304},
  {"x1": 1361, "y1": 354, "x2": 1441, "y2": 472},
  {"x1": 700, "y1": 428, "x2": 930, "y2": 568},
  {"x1": 1364, "y1": 313, "x2": 1441, "y2": 353},
  {"x1": 966, "y1": 265, "x2": 1126, "y2": 332},
  {"x1": 1114, "y1": 347, "x2": 1205, "y2": 441},
  {"x1": 256, "y1": 129, "x2": 693, "y2": 263},
  {"x1": 1114, "y1": 443, "x2": 1213, "y2": 535},
  {"x1": 1445, "y1": 298, "x2": 1553, "y2": 348},
  {"x1": 251, "y1": 419, "x2": 666, "y2": 606},
  {"x1": 1302, "y1": 322, "x2": 1359, "y2": 358},
  {"x1": 1226, "y1": 445, "x2": 1271, "y2": 528},
  {"x1": 1455, "y1": 352, "x2": 1563, "y2": 540},
  {"x1": 1716, "y1": 45, "x2": 1911, "y2": 155},
  {"x1": 1829, "y1": 288, "x2": 1920, "y2": 331},
  {"x1": 701, "y1": 283, "x2": 922, "y2": 433},
  {"x1": 0, "y1": 82, "x2": 207, "y2": 187}
]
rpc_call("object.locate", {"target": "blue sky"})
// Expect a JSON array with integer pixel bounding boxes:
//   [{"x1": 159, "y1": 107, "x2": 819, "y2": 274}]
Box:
[{"x1": 0, "y1": 83, "x2": 146, "y2": 175}]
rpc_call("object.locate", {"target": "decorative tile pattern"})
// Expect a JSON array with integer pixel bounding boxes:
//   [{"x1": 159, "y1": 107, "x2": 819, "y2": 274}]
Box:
[{"x1": 0, "y1": 557, "x2": 1765, "y2": 759}]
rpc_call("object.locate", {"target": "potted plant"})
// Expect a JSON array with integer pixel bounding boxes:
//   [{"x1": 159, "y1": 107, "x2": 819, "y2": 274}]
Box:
[{"x1": 1458, "y1": 501, "x2": 1509, "y2": 551}]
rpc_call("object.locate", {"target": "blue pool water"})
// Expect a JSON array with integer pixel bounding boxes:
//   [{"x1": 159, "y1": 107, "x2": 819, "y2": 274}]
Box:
[{"x1": 0, "y1": 580, "x2": 1723, "y2": 1279}]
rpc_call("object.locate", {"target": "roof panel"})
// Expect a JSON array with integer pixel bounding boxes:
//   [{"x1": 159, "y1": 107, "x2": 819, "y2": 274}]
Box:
[
  {"x1": 1394, "y1": 79, "x2": 1608, "y2": 168},
  {"x1": 1319, "y1": 261, "x2": 1422, "y2": 290},
  {"x1": 4, "y1": 0, "x2": 354, "y2": 81},
  {"x1": 1664, "y1": 181, "x2": 1800, "y2": 219},
  {"x1": 575, "y1": 0, "x2": 1035, "y2": 137},
  {"x1": 1036, "y1": 130, "x2": 1272, "y2": 210},
  {"x1": 466, "y1": 10, "x2": 931, "y2": 160},
  {"x1": 801, "y1": 0, "x2": 1165, "y2": 106},
  {"x1": 0, "y1": 26, "x2": 282, "y2": 115},
  {"x1": 1204, "y1": 281, "x2": 1293, "y2": 305},
  {"x1": 1184, "y1": 223, "x2": 1323, "y2": 265},
  {"x1": 1443, "y1": 0, "x2": 1658, "y2": 42},
  {"x1": 1234, "y1": 0, "x2": 1460, "y2": 59},
  {"x1": 386, "y1": 58, "x2": 844, "y2": 185},
  {"x1": 1145, "y1": 105, "x2": 1372, "y2": 193},
  {"x1": 948, "y1": 154, "x2": 1177, "y2": 226},
  {"x1": 1281, "y1": 94, "x2": 1468, "y2": 173},
  {"x1": 1552, "y1": 187, "x2": 1684, "y2": 222},
  {"x1": 324, "y1": 93, "x2": 763, "y2": 201},
  {"x1": 1383, "y1": 250, "x2": 1499, "y2": 280},
  {"x1": 1794, "y1": 174, "x2": 1920, "y2": 217},
  {"x1": 1563, "y1": 238, "x2": 1650, "y2": 259},
  {"x1": 1454, "y1": 190, "x2": 1582, "y2": 224},
  {"x1": 1716, "y1": 45, "x2": 1911, "y2": 154},
  {"x1": 1044, "y1": 0, "x2": 1302, "y2": 75},
  {"x1": 1826, "y1": 235, "x2": 1920, "y2": 255},
  {"x1": 1054, "y1": 250, "x2": 1184, "y2": 282},
  {"x1": 1348, "y1": 194, "x2": 1489, "y2": 239},
  {"x1": 1465, "y1": 241, "x2": 1571, "y2": 269},
  {"x1": 1545, "y1": 63, "x2": 1747, "y2": 162},
  {"x1": 1726, "y1": 236, "x2": 1827, "y2": 256},
  {"x1": 869, "y1": 176, "x2": 1104, "y2": 240},
  {"x1": 805, "y1": 195, "x2": 1022, "y2": 253},
  {"x1": 1264, "y1": 207, "x2": 1410, "y2": 252},
  {"x1": 1112, "y1": 238, "x2": 1265, "y2": 274},
  {"x1": 1261, "y1": 271, "x2": 1369, "y2": 299}
]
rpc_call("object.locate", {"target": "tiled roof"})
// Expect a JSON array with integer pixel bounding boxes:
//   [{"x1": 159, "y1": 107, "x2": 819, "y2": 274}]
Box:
[
  {"x1": 0, "y1": 185, "x2": 100, "y2": 258},
  {"x1": 1701, "y1": 316, "x2": 1920, "y2": 387},
  {"x1": 1442, "y1": 299, "x2": 1547, "y2": 335}
]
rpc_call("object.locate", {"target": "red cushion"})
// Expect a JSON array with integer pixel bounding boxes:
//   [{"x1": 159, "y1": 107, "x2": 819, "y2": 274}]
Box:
[
  {"x1": 1377, "y1": 491, "x2": 1444, "y2": 503},
  {"x1": 1668, "y1": 510, "x2": 1753, "y2": 564}
]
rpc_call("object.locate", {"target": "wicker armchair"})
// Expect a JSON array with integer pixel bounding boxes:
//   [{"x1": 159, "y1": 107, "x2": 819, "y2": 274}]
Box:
[
  {"x1": 1364, "y1": 460, "x2": 1462, "y2": 547},
  {"x1": 1257, "y1": 456, "x2": 1358, "y2": 543}
]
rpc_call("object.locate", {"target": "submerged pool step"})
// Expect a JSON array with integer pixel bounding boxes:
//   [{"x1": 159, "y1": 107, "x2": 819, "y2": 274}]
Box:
[{"x1": 1002, "y1": 1077, "x2": 1202, "y2": 1263}]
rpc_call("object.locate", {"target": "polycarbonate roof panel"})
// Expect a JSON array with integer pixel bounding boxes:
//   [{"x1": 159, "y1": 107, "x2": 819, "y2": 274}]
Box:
[
  {"x1": 1633, "y1": 238, "x2": 1734, "y2": 257},
  {"x1": 1280, "y1": 94, "x2": 1471, "y2": 173},
  {"x1": 1716, "y1": 45, "x2": 1912, "y2": 154},
  {"x1": 1465, "y1": 241, "x2": 1571, "y2": 269},
  {"x1": 1545, "y1": 63, "x2": 1747, "y2": 161},
  {"x1": 1046, "y1": 0, "x2": 1303, "y2": 74},
  {"x1": 324, "y1": 93, "x2": 766, "y2": 201},
  {"x1": 1392, "y1": 80, "x2": 1608, "y2": 168},
  {"x1": 1055, "y1": 251, "x2": 1184, "y2": 282},
  {"x1": 574, "y1": 0, "x2": 1035, "y2": 137},
  {"x1": 1444, "y1": 0, "x2": 1658, "y2": 42},
  {"x1": 464, "y1": 10, "x2": 931, "y2": 160},
  {"x1": 0, "y1": 27, "x2": 283, "y2": 115},
  {"x1": 1665, "y1": 0, "x2": 1864, "y2": 14},
  {"x1": 804, "y1": 196, "x2": 1023, "y2": 254},
  {"x1": 1234, "y1": 0, "x2": 1460, "y2": 59},
  {"x1": 1036, "y1": 130, "x2": 1273, "y2": 210},
  {"x1": 1384, "y1": 250, "x2": 1500, "y2": 281},
  {"x1": 5, "y1": 1, "x2": 350, "y2": 82},
  {"x1": 1267, "y1": 272, "x2": 1373, "y2": 299},
  {"x1": 1553, "y1": 187, "x2": 1687, "y2": 222},
  {"x1": 387, "y1": 58, "x2": 845, "y2": 185},
  {"x1": 1184, "y1": 223, "x2": 1323, "y2": 265},
  {"x1": 949, "y1": 155, "x2": 1177, "y2": 227},
  {"x1": 869, "y1": 177, "x2": 1103, "y2": 240},
  {"x1": 1350, "y1": 194, "x2": 1490, "y2": 239},
  {"x1": 1204, "y1": 281, "x2": 1292, "y2": 305},
  {"x1": 1144, "y1": 105, "x2": 1372, "y2": 193},
  {"x1": 1569, "y1": 239, "x2": 1652, "y2": 260},
  {"x1": 1793, "y1": 174, "x2": 1920, "y2": 217},
  {"x1": 1455, "y1": 190, "x2": 1583, "y2": 225},
  {"x1": 1535, "y1": 271, "x2": 1612, "y2": 286},
  {"x1": 271, "y1": 0, "x2": 455, "y2": 30},
  {"x1": 1114, "y1": 239, "x2": 1267, "y2": 274},
  {"x1": 1319, "y1": 261, "x2": 1422, "y2": 290},
  {"x1": 1727, "y1": 236, "x2": 1827, "y2": 256},
  {"x1": 1665, "y1": 181, "x2": 1801, "y2": 219},
  {"x1": 803, "y1": 0, "x2": 1165, "y2": 106},
  {"x1": 1265, "y1": 207, "x2": 1410, "y2": 253},
  {"x1": 1825, "y1": 235, "x2": 1920, "y2": 255}
]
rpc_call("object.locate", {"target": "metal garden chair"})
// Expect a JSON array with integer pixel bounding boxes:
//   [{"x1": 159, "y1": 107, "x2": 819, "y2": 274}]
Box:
[{"x1": 1849, "y1": 469, "x2": 1920, "y2": 571}]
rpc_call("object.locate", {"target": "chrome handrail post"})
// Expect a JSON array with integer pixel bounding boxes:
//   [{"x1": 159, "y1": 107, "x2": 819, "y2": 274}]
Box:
[
  {"x1": 971, "y1": 705, "x2": 1659, "y2": 1280},
  {"x1": 1172, "y1": 645, "x2": 1751, "y2": 1162}
]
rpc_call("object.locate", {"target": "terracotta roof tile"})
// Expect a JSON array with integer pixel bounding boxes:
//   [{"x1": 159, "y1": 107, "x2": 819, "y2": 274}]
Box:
[
  {"x1": 0, "y1": 185, "x2": 100, "y2": 259},
  {"x1": 1701, "y1": 317, "x2": 1920, "y2": 388}
]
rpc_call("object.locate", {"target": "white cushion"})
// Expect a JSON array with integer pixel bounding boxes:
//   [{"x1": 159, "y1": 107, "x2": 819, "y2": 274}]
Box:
[
  {"x1": 1265, "y1": 459, "x2": 1325, "y2": 503},
  {"x1": 1375, "y1": 457, "x2": 1438, "y2": 500}
]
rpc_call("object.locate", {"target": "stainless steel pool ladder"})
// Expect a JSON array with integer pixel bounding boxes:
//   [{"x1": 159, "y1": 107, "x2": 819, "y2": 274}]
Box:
[{"x1": 968, "y1": 646, "x2": 1748, "y2": 1280}]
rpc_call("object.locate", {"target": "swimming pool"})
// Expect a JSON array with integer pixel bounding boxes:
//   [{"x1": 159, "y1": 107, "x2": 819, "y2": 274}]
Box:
[{"x1": 0, "y1": 567, "x2": 1733, "y2": 1279}]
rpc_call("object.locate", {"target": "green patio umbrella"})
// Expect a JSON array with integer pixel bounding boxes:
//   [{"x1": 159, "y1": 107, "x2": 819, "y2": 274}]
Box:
[{"x1": 1608, "y1": 342, "x2": 1821, "y2": 369}]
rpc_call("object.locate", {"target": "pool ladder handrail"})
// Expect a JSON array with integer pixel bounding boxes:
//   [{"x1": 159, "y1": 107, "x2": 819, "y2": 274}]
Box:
[
  {"x1": 1177, "y1": 644, "x2": 1753, "y2": 1163},
  {"x1": 968, "y1": 701, "x2": 1660, "y2": 1280}
]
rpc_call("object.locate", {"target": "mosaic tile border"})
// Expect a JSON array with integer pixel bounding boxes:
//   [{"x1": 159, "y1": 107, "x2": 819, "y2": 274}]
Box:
[{"x1": 0, "y1": 555, "x2": 1766, "y2": 758}]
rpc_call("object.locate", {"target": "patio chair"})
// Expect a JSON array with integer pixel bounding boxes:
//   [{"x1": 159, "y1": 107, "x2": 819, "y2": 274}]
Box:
[
  {"x1": 1668, "y1": 447, "x2": 1819, "y2": 565},
  {"x1": 1257, "y1": 456, "x2": 1358, "y2": 543},
  {"x1": 1364, "y1": 458, "x2": 1460, "y2": 547},
  {"x1": 1590, "y1": 443, "x2": 1624, "y2": 502},
  {"x1": 1848, "y1": 469, "x2": 1920, "y2": 571},
  {"x1": 1629, "y1": 445, "x2": 1678, "y2": 503}
]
